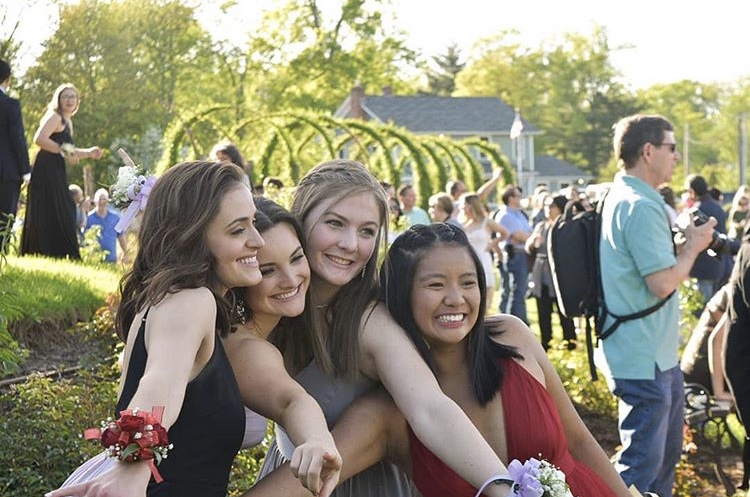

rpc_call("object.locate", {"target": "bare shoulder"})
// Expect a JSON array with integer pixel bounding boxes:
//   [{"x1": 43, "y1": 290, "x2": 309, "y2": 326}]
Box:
[
  {"x1": 148, "y1": 287, "x2": 217, "y2": 334},
  {"x1": 224, "y1": 328, "x2": 280, "y2": 360},
  {"x1": 485, "y1": 314, "x2": 537, "y2": 351}
]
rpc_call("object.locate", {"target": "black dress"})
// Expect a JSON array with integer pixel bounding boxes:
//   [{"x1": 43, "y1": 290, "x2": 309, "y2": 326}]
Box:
[
  {"x1": 20, "y1": 124, "x2": 80, "y2": 259},
  {"x1": 116, "y1": 310, "x2": 245, "y2": 496}
]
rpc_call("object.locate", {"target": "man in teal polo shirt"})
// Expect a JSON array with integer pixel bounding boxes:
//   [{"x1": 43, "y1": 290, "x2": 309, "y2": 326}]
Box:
[{"x1": 596, "y1": 114, "x2": 715, "y2": 497}]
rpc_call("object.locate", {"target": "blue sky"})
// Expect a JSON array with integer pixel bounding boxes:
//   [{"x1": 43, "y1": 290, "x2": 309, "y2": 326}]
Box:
[{"x1": 8, "y1": 0, "x2": 748, "y2": 90}]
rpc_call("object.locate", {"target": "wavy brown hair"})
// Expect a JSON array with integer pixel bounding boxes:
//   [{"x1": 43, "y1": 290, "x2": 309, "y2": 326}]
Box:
[{"x1": 115, "y1": 161, "x2": 249, "y2": 341}]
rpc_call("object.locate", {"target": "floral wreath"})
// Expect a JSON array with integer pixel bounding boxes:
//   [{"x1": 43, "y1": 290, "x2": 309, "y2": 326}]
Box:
[{"x1": 110, "y1": 148, "x2": 157, "y2": 233}]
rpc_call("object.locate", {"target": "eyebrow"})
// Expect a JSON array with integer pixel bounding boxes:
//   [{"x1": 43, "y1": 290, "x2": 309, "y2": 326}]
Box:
[
  {"x1": 417, "y1": 271, "x2": 477, "y2": 281},
  {"x1": 225, "y1": 215, "x2": 253, "y2": 229},
  {"x1": 325, "y1": 210, "x2": 379, "y2": 227}
]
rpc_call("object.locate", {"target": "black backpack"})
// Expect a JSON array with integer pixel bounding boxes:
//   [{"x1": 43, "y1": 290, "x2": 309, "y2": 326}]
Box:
[{"x1": 547, "y1": 191, "x2": 672, "y2": 380}]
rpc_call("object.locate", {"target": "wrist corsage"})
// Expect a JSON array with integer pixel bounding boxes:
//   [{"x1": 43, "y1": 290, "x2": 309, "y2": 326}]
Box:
[
  {"x1": 110, "y1": 148, "x2": 157, "y2": 233},
  {"x1": 84, "y1": 406, "x2": 173, "y2": 483},
  {"x1": 60, "y1": 143, "x2": 76, "y2": 162},
  {"x1": 475, "y1": 457, "x2": 574, "y2": 497}
]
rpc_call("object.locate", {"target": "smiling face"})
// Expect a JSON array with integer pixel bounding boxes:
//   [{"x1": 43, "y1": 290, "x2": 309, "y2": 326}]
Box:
[
  {"x1": 58, "y1": 87, "x2": 79, "y2": 115},
  {"x1": 205, "y1": 185, "x2": 264, "y2": 293},
  {"x1": 244, "y1": 222, "x2": 310, "y2": 323},
  {"x1": 303, "y1": 191, "x2": 380, "y2": 302},
  {"x1": 410, "y1": 244, "x2": 481, "y2": 349}
]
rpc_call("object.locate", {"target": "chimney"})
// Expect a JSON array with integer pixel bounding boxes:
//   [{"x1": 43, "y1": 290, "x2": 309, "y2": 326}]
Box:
[
  {"x1": 350, "y1": 81, "x2": 365, "y2": 119},
  {"x1": 382, "y1": 85, "x2": 392, "y2": 96}
]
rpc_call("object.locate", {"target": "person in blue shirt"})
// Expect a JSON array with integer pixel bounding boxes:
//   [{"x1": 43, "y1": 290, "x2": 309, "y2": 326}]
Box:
[
  {"x1": 596, "y1": 114, "x2": 715, "y2": 497},
  {"x1": 495, "y1": 184, "x2": 532, "y2": 323},
  {"x1": 85, "y1": 188, "x2": 128, "y2": 263}
]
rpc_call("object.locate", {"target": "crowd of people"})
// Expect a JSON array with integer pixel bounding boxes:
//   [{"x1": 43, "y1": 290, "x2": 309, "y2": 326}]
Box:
[{"x1": 5, "y1": 56, "x2": 750, "y2": 497}]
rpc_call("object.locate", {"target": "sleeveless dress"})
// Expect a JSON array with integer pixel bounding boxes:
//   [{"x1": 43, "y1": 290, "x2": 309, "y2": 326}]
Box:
[
  {"x1": 257, "y1": 361, "x2": 417, "y2": 496},
  {"x1": 465, "y1": 218, "x2": 495, "y2": 288},
  {"x1": 408, "y1": 358, "x2": 616, "y2": 497},
  {"x1": 116, "y1": 311, "x2": 245, "y2": 496},
  {"x1": 20, "y1": 124, "x2": 80, "y2": 259}
]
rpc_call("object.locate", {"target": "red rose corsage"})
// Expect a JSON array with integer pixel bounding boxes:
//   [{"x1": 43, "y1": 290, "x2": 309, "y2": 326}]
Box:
[{"x1": 84, "y1": 406, "x2": 173, "y2": 483}]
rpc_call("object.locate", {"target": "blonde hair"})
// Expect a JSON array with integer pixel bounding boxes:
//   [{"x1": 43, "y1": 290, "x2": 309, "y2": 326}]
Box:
[
  {"x1": 281, "y1": 159, "x2": 388, "y2": 378},
  {"x1": 47, "y1": 83, "x2": 80, "y2": 119}
]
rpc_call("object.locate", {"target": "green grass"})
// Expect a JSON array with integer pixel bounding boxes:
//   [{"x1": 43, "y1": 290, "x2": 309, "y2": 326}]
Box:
[{"x1": 0, "y1": 255, "x2": 121, "y2": 328}]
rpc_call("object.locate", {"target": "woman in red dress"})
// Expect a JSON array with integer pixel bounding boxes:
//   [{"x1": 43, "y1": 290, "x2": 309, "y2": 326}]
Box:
[{"x1": 247, "y1": 223, "x2": 632, "y2": 497}]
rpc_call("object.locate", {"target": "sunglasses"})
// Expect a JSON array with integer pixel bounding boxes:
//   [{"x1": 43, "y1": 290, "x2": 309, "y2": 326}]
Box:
[{"x1": 656, "y1": 142, "x2": 677, "y2": 153}]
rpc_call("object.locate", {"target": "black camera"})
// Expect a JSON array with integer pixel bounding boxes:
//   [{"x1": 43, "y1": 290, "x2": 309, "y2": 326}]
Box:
[{"x1": 675, "y1": 207, "x2": 730, "y2": 256}]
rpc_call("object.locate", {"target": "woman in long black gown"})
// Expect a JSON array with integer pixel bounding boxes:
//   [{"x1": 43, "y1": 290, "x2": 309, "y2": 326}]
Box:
[
  {"x1": 724, "y1": 227, "x2": 750, "y2": 492},
  {"x1": 20, "y1": 83, "x2": 102, "y2": 259}
]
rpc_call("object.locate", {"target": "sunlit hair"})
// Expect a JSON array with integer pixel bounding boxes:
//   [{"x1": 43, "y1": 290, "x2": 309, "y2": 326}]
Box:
[
  {"x1": 231, "y1": 196, "x2": 306, "y2": 327},
  {"x1": 459, "y1": 193, "x2": 487, "y2": 221},
  {"x1": 429, "y1": 192, "x2": 454, "y2": 221},
  {"x1": 116, "y1": 161, "x2": 249, "y2": 341},
  {"x1": 210, "y1": 140, "x2": 245, "y2": 167},
  {"x1": 380, "y1": 223, "x2": 520, "y2": 405},
  {"x1": 612, "y1": 114, "x2": 673, "y2": 169},
  {"x1": 282, "y1": 159, "x2": 388, "y2": 378},
  {"x1": 48, "y1": 83, "x2": 80, "y2": 122}
]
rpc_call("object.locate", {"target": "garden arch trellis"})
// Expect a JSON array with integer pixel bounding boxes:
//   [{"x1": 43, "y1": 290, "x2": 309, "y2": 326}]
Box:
[{"x1": 159, "y1": 109, "x2": 513, "y2": 208}]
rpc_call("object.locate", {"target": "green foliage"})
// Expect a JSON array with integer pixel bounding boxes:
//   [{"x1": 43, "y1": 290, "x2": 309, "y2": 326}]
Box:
[
  {"x1": 227, "y1": 429, "x2": 273, "y2": 496},
  {"x1": 79, "y1": 224, "x2": 109, "y2": 265},
  {"x1": 0, "y1": 256, "x2": 121, "y2": 331},
  {"x1": 547, "y1": 341, "x2": 617, "y2": 415},
  {"x1": 0, "y1": 366, "x2": 118, "y2": 496},
  {"x1": 455, "y1": 27, "x2": 639, "y2": 178},
  {"x1": 425, "y1": 43, "x2": 465, "y2": 96}
]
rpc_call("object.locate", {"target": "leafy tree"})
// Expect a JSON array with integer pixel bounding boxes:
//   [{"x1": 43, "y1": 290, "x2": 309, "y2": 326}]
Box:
[
  {"x1": 425, "y1": 43, "x2": 465, "y2": 96},
  {"x1": 19, "y1": 0, "x2": 217, "y2": 185},
  {"x1": 239, "y1": 0, "x2": 419, "y2": 113},
  {"x1": 455, "y1": 27, "x2": 638, "y2": 178}
]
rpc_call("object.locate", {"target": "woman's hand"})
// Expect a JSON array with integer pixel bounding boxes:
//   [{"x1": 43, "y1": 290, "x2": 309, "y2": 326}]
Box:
[
  {"x1": 289, "y1": 439, "x2": 342, "y2": 497},
  {"x1": 81, "y1": 146, "x2": 104, "y2": 160}
]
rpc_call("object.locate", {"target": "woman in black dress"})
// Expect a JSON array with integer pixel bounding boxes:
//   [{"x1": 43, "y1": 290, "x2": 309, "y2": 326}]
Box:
[
  {"x1": 724, "y1": 228, "x2": 750, "y2": 491},
  {"x1": 20, "y1": 83, "x2": 102, "y2": 259}
]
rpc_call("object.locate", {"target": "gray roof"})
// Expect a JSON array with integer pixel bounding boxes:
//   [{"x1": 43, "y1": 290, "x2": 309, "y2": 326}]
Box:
[
  {"x1": 534, "y1": 154, "x2": 591, "y2": 178},
  {"x1": 359, "y1": 95, "x2": 539, "y2": 135}
]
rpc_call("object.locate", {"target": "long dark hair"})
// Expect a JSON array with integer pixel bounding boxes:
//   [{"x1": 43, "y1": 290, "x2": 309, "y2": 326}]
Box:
[
  {"x1": 380, "y1": 223, "x2": 521, "y2": 405},
  {"x1": 116, "y1": 161, "x2": 249, "y2": 340}
]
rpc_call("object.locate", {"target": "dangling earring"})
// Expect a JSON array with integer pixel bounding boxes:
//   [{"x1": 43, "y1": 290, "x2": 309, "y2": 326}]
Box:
[
  {"x1": 361, "y1": 264, "x2": 367, "y2": 279},
  {"x1": 233, "y1": 299, "x2": 248, "y2": 324}
]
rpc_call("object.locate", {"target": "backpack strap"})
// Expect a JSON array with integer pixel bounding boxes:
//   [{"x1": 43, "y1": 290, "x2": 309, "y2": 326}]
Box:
[{"x1": 597, "y1": 291, "x2": 675, "y2": 340}]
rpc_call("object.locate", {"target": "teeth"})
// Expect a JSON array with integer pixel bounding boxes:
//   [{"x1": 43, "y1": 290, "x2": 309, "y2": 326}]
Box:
[
  {"x1": 437, "y1": 314, "x2": 463, "y2": 323},
  {"x1": 238, "y1": 256, "x2": 256, "y2": 264},
  {"x1": 327, "y1": 255, "x2": 352, "y2": 265},
  {"x1": 274, "y1": 287, "x2": 300, "y2": 300}
]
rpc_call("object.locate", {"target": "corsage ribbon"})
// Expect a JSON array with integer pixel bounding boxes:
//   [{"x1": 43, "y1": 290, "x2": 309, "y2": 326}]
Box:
[
  {"x1": 112, "y1": 148, "x2": 157, "y2": 234},
  {"x1": 85, "y1": 405, "x2": 171, "y2": 483},
  {"x1": 114, "y1": 175, "x2": 156, "y2": 233}
]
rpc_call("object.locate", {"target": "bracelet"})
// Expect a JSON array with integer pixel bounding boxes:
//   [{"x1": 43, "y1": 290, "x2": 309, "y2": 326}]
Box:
[
  {"x1": 475, "y1": 474, "x2": 515, "y2": 497},
  {"x1": 84, "y1": 406, "x2": 173, "y2": 483}
]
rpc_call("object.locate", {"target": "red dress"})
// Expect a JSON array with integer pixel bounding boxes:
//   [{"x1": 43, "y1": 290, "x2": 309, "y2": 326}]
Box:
[{"x1": 408, "y1": 358, "x2": 617, "y2": 497}]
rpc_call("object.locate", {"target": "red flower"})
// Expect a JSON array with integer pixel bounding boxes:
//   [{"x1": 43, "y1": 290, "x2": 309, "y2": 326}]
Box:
[
  {"x1": 119, "y1": 414, "x2": 145, "y2": 432},
  {"x1": 138, "y1": 447, "x2": 155, "y2": 460},
  {"x1": 153, "y1": 423, "x2": 169, "y2": 445},
  {"x1": 101, "y1": 428, "x2": 120, "y2": 447}
]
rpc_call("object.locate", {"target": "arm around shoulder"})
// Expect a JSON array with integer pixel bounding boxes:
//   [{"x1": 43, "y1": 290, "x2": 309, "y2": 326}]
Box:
[{"x1": 359, "y1": 304, "x2": 512, "y2": 497}]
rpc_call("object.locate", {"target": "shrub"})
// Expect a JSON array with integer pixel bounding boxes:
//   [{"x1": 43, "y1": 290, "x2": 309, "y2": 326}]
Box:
[{"x1": 0, "y1": 367, "x2": 118, "y2": 496}]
